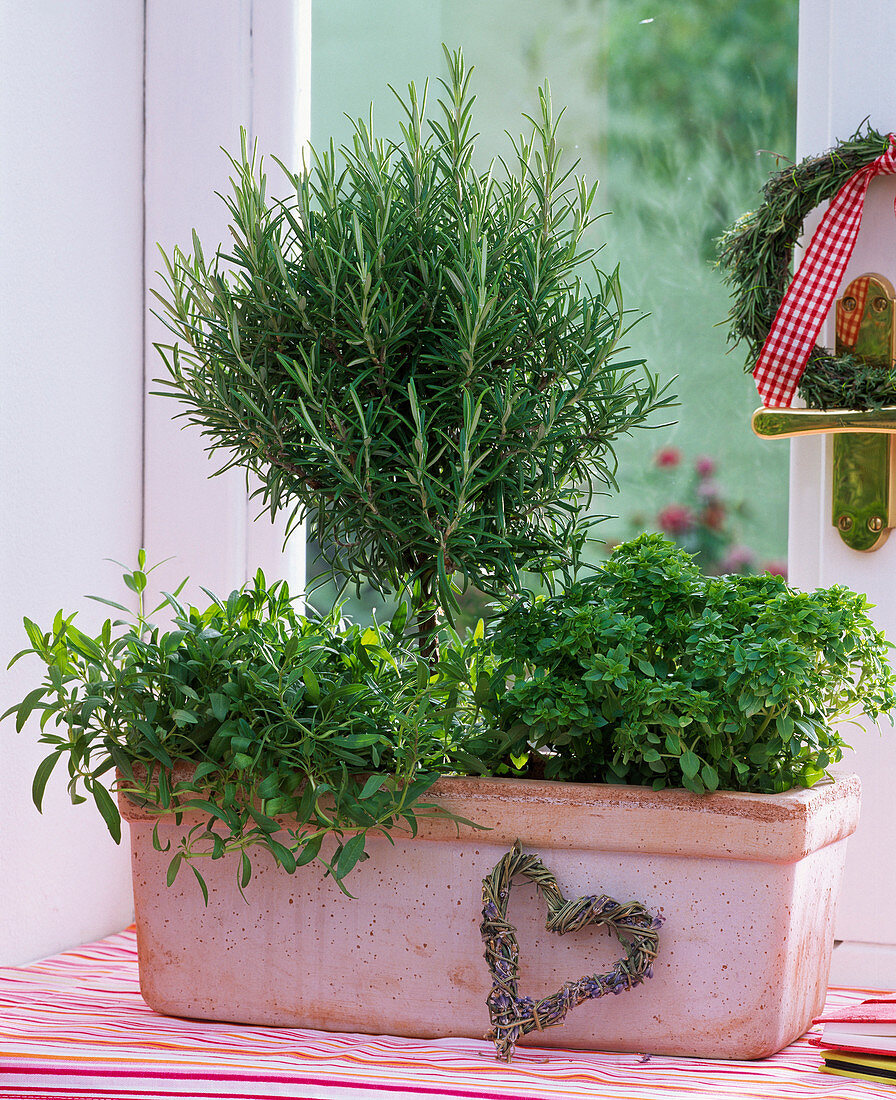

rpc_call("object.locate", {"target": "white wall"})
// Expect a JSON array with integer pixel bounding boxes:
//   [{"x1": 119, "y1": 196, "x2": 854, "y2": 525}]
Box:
[
  {"x1": 143, "y1": 0, "x2": 308, "y2": 604},
  {"x1": 0, "y1": 2, "x2": 308, "y2": 966},
  {"x1": 0, "y1": 2, "x2": 144, "y2": 965},
  {"x1": 794, "y1": 0, "x2": 896, "y2": 986}
]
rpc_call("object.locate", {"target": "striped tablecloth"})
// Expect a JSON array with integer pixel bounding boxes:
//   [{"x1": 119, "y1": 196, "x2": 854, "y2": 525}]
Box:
[{"x1": 0, "y1": 928, "x2": 890, "y2": 1099}]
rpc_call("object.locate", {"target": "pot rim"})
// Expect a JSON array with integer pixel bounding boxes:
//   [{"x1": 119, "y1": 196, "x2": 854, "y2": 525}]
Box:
[{"x1": 117, "y1": 765, "x2": 861, "y2": 864}]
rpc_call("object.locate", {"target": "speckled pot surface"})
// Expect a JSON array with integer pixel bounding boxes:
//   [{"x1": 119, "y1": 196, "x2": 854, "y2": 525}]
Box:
[{"x1": 119, "y1": 772, "x2": 861, "y2": 1058}]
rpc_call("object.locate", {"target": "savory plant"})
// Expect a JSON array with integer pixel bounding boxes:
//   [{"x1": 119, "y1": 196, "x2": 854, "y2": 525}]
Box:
[
  {"x1": 4, "y1": 555, "x2": 478, "y2": 895},
  {"x1": 153, "y1": 47, "x2": 672, "y2": 658},
  {"x1": 477, "y1": 534, "x2": 896, "y2": 793}
]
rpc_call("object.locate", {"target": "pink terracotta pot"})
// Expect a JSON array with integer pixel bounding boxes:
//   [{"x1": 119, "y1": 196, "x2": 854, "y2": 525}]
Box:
[{"x1": 119, "y1": 772, "x2": 861, "y2": 1058}]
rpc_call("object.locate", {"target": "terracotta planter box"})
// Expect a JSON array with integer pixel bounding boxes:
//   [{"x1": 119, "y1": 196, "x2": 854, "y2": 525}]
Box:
[{"x1": 119, "y1": 772, "x2": 861, "y2": 1059}]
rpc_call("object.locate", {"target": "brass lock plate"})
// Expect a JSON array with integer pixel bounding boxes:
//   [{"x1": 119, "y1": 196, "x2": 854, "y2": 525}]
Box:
[
  {"x1": 832, "y1": 274, "x2": 896, "y2": 551},
  {"x1": 836, "y1": 273, "x2": 896, "y2": 361},
  {"x1": 831, "y1": 431, "x2": 896, "y2": 551}
]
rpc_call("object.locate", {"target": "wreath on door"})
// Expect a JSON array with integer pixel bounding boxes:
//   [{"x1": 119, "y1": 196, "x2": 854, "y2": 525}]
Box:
[{"x1": 717, "y1": 126, "x2": 896, "y2": 409}]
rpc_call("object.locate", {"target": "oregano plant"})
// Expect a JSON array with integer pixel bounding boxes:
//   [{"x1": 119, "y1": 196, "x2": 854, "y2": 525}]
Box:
[
  {"x1": 153, "y1": 47, "x2": 672, "y2": 658},
  {"x1": 477, "y1": 534, "x2": 896, "y2": 793}
]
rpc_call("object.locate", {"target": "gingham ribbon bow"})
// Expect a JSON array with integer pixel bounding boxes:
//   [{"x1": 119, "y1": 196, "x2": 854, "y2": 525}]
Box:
[{"x1": 754, "y1": 134, "x2": 896, "y2": 407}]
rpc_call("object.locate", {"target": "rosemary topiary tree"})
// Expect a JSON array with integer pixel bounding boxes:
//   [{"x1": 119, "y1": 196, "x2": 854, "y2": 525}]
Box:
[{"x1": 154, "y1": 48, "x2": 673, "y2": 658}]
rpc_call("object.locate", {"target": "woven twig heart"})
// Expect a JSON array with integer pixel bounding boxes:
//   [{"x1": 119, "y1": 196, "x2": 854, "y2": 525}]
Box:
[{"x1": 480, "y1": 841, "x2": 662, "y2": 1061}]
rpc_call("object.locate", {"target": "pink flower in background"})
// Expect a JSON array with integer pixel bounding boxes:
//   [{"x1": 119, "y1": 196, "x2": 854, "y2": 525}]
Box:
[
  {"x1": 720, "y1": 545, "x2": 754, "y2": 573},
  {"x1": 696, "y1": 480, "x2": 722, "y2": 501},
  {"x1": 628, "y1": 449, "x2": 784, "y2": 577},
  {"x1": 655, "y1": 447, "x2": 682, "y2": 468},
  {"x1": 700, "y1": 503, "x2": 726, "y2": 530},
  {"x1": 657, "y1": 504, "x2": 694, "y2": 535}
]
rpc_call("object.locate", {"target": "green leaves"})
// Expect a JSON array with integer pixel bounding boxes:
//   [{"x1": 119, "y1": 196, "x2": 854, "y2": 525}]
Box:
[
  {"x1": 7, "y1": 687, "x2": 48, "y2": 733},
  {"x1": 680, "y1": 751, "x2": 700, "y2": 780},
  {"x1": 335, "y1": 834, "x2": 367, "y2": 880},
  {"x1": 483, "y1": 534, "x2": 896, "y2": 794},
  {"x1": 6, "y1": 558, "x2": 487, "y2": 897},
  {"x1": 88, "y1": 781, "x2": 122, "y2": 845},
  {"x1": 31, "y1": 752, "x2": 62, "y2": 811},
  {"x1": 153, "y1": 48, "x2": 673, "y2": 655}
]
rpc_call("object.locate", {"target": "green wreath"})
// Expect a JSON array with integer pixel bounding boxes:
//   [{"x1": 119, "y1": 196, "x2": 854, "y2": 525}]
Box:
[{"x1": 717, "y1": 126, "x2": 896, "y2": 409}]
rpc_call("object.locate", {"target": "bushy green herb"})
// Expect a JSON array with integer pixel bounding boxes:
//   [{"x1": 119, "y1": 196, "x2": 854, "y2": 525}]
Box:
[
  {"x1": 478, "y1": 534, "x2": 895, "y2": 793},
  {"x1": 4, "y1": 556, "x2": 479, "y2": 895},
  {"x1": 153, "y1": 47, "x2": 672, "y2": 657}
]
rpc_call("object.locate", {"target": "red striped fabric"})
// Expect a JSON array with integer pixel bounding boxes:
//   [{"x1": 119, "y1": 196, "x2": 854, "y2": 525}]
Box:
[
  {"x1": 753, "y1": 134, "x2": 896, "y2": 407},
  {"x1": 0, "y1": 928, "x2": 889, "y2": 1099}
]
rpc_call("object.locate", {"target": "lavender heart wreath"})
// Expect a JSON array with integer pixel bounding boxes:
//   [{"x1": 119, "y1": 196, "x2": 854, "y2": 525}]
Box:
[{"x1": 480, "y1": 842, "x2": 662, "y2": 1061}]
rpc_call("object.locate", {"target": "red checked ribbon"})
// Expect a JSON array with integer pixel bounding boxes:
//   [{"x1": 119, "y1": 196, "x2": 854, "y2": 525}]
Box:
[{"x1": 754, "y1": 134, "x2": 896, "y2": 407}]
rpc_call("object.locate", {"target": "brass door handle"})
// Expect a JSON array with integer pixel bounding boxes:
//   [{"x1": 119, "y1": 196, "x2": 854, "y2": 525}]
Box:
[{"x1": 752, "y1": 406, "x2": 896, "y2": 439}]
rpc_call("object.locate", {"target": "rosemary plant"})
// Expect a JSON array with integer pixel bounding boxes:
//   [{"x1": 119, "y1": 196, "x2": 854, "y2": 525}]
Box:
[{"x1": 154, "y1": 48, "x2": 672, "y2": 657}]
